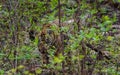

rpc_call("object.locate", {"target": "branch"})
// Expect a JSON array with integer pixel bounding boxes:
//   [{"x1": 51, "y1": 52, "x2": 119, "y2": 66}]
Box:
[{"x1": 86, "y1": 43, "x2": 111, "y2": 60}]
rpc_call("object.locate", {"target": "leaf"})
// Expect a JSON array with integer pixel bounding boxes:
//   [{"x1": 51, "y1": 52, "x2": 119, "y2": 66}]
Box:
[
  {"x1": 102, "y1": 15, "x2": 110, "y2": 21},
  {"x1": 17, "y1": 65, "x2": 25, "y2": 70},
  {"x1": 34, "y1": 37, "x2": 39, "y2": 45},
  {"x1": 54, "y1": 57, "x2": 62, "y2": 63},
  {"x1": 104, "y1": 21, "x2": 112, "y2": 25},
  {"x1": 53, "y1": 54, "x2": 64, "y2": 63},
  {"x1": 61, "y1": 26, "x2": 69, "y2": 32},
  {"x1": 72, "y1": 56, "x2": 78, "y2": 61},
  {"x1": 11, "y1": 68, "x2": 17, "y2": 73},
  {"x1": 79, "y1": 55, "x2": 84, "y2": 59},
  {"x1": 107, "y1": 36, "x2": 113, "y2": 41},
  {"x1": 91, "y1": 9, "x2": 98, "y2": 14},
  {"x1": 24, "y1": 71, "x2": 29, "y2": 75},
  {"x1": 35, "y1": 68, "x2": 42, "y2": 74},
  {"x1": 0, "y1": 70, "x2": 4, "y2": 75}
]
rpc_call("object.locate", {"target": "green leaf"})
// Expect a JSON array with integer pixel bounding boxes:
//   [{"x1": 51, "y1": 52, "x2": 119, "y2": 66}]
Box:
[
  {"x1": 0, "y1": 70, "x2": 4, "y2": 75},
  {"x1": 53, "y1": 54, "x2": 64, "y2": 63},
  {"x1": 35, "y1": 68, "x2": 42, "y2": 74},
  {"x1": 102, "y1": 15, "x2": 110, "y2": 21},
  {"x1": 107, "y1": 36, "x2": 113, "y2": 41},
  {"x1": 79, "y1": 55, "x2": 84, "y2": 59}
]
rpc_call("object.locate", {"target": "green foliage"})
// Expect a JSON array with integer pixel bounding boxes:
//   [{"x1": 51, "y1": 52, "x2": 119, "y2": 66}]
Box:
[
  {"x1": 54, "y1": 54, "x2": 65, "y2": 64},
  {"x1": 0, "y1": 0, "x2": 120, "y2": 75}
]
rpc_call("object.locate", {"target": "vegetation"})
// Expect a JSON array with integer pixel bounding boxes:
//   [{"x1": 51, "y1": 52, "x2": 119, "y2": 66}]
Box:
[{"x1": 0, "y1": 0, "x2": 120, "y2": 75}]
